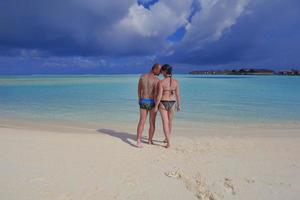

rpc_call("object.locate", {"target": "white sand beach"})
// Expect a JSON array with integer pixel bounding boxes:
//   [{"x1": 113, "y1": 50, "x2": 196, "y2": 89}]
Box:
[
  {"x1": 1, "y1": 0, "x2": 300, "y2": 198},
  {"x1": 1, "y1": 121, "x2": 300, "y2": 200}
]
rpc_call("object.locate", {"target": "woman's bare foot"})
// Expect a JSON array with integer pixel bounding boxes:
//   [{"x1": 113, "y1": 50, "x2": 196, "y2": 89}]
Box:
[
  {"x1": 163, "y1": 139, "x2": 167, "y2": 143},
  {"x1": 137, "y1": 141, "x2": 143, "y2": 148},
  {"x1": 165, "y1": 143, "x2": 170, "y2": 148}
]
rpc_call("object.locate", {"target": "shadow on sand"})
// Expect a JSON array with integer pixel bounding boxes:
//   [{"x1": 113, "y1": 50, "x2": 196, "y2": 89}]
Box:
[
  {"x1": 97, "y1": 128, "x2": 165, "y2": 148},
  {"x1": 97, "y1": 128, "x2": 141, "y2": 148}
]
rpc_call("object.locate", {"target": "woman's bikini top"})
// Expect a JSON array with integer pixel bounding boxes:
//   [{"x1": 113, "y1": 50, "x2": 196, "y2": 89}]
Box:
[
  {"x1": 162, "y1": 89, "x2": 175, "y2": 96},
  {"x1": 162, "y1": 77, "x2": 176, "y2": 96}
]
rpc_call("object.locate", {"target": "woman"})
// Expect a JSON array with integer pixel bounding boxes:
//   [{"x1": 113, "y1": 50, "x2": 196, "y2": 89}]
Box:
[{"x1": 154, "y1": 64, "x2": 181, "y2": 148}]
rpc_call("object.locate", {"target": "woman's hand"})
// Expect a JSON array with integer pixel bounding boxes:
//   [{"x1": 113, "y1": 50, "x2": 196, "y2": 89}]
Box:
[
  {"x1": 176, "y1": 105, "x2": 181, "y2": 112},
  {"x1": 154, "y1": 105, "x2": 159, "y2": 113}
]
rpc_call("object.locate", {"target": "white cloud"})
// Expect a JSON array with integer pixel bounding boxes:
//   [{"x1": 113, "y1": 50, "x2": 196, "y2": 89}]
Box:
[
  {"x1": 181, "y1": 0, "x2": 250, "y2": 50},
  {"x1": 7, "y1": 0, "x2": 299, "y2": 70},
  {"x1": 117, "y1": 0, "x2": 193, "y2": 38}
]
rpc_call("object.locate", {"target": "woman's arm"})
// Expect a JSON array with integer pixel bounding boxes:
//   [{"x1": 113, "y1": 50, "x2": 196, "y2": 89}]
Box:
[
  {"x1": 154, "y1": 81, "x2": 163, "y2": 112},
  {"x1": 175, "y1": 81, "x2": 181, "y2": 111}
]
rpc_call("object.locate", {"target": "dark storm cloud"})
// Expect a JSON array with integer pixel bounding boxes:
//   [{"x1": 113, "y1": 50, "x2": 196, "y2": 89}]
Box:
[
  {"x1": 0, "y1": 0, "x2": 192, "y2": 57},
  {"x1": 167, "y1": 0, "x2": 300, "y2": 68},
  {"x1": 0, "y1": 0, "x2": 151, "y2": 56},
  {"x1": 0, "y1": 0, "x2": 299, "y2": 74}
]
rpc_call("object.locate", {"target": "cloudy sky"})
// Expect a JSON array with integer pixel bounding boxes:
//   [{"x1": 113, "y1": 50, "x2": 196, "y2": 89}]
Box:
[{"x1": 0, "y1": 0, "x2": 299, "y2": 74}]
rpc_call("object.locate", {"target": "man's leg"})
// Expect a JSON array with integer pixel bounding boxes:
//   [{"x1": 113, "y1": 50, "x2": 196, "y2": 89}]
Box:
[
  {"x1": 137, "y1": 109, "x2": 148, "y2": 148},
  {"x1": 148, "y1": 109, "x2": 157, "y2": 144}
]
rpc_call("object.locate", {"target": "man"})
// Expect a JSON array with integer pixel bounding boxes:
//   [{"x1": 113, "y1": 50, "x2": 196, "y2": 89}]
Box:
[{"x1": 136, "y1": 63, "x2": 161, "y2": 148}]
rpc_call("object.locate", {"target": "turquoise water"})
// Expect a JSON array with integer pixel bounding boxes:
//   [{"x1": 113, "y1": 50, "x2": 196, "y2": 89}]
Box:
[{"x1": 0, "y1": 75, "x2": 300, "y2": 126}]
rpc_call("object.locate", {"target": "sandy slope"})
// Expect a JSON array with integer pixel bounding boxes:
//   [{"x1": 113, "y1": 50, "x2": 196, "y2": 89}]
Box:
[{"x1": 0, "y1": 126, "x2": 299, "y2": 200}]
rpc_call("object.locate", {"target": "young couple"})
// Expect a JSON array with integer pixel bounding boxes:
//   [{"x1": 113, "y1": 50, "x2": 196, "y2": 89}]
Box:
[{"x1": 137, "y1": 63, "x2": 181, "y2": 148}]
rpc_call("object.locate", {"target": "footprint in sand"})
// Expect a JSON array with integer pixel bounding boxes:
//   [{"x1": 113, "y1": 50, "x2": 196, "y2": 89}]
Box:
[
  {"x1": 164, "y1": 170, "x2": 182, "y2": 179},
  {"x1": 194, "y1": 174, "x2": 218, "y2": 200},
  {"x1": 224, "y1": 178, "x2": 236, "y2": 195},
  {"x1": 164, "y1": 170, "x2": 218, "y2": 200},
  {"x1": 245, "y1": 178, "x2": 255, "y2": 184}
]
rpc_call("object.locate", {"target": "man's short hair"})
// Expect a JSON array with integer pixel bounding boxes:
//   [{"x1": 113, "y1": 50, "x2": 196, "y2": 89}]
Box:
[{"x1": 151, "y1": 63, "x2": 160, "y2": 71}]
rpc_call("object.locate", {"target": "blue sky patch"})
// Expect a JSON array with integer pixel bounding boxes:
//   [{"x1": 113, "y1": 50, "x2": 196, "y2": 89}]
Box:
[
  {"x1": 137, "y1": 0, "x2": 159, "y2": 9},
  {"x1": 167, "y1": 26, "x2": 187, "y2": 42}
]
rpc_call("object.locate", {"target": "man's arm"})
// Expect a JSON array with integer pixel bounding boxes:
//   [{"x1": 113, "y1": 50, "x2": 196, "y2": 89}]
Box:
[
  {"x1": 154, "y1": 81, "x2": 163, "y2": 112},
  {"x1": 138, "y1": 77, "x2": 142, "y2": 101}
]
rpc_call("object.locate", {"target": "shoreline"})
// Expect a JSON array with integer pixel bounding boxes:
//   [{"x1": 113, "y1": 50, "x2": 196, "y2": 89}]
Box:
[{"x1": 1, "y1": 116, "x2": 300, "y2": 138}]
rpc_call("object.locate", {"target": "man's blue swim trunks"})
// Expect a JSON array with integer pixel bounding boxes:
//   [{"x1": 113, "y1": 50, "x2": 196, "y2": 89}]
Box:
[{"x1": 139, "y1": 98, "x2": 155, "y2": 110}]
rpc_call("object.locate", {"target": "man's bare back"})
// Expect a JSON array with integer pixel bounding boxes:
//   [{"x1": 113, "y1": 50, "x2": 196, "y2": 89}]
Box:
[{"x1": 138, "y1": 73, "x2": 160, "y2": 99}]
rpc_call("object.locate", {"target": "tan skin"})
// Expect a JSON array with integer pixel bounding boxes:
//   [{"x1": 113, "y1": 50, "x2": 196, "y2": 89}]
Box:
[
  {"x1": 154, "y1": 71, "x2": 181, "y2": 148},
  {"x1": 136, "y1": 65, "x2": 161, "y2": 148}
]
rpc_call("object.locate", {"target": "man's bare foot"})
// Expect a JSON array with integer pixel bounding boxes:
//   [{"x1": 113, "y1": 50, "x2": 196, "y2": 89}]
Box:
[
  {"x1": 148, "y1": 140, "x2": 154, "y2": 145},
  {"x1": 137, "y1": 141, "x2": 143, "y2": 148}
]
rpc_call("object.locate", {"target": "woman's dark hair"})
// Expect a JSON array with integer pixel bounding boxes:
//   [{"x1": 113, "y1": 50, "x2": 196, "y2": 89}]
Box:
[
  {"x1": 161, "y1": 64, "x2": 172, "y2": 75},
  {"x1": 161, "y1": 64, "x2": 173, "y2": 88}
]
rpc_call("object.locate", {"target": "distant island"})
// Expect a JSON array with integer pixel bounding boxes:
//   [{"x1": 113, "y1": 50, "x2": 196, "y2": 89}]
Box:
[{"x1": 189, "y1": 68, "x2": 300, "y2": 75}]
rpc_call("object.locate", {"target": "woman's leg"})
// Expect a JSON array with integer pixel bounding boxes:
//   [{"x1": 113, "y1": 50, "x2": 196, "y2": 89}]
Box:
[
  {"x1": 168, "y1": 109, "x2": 174, "y2": 136},
  {"x1": 163, "y1": 108, "x2": 174, "y2": 143},
  {"x1": 159, "y1": 107, "x2": 171, "y2": 148}
]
